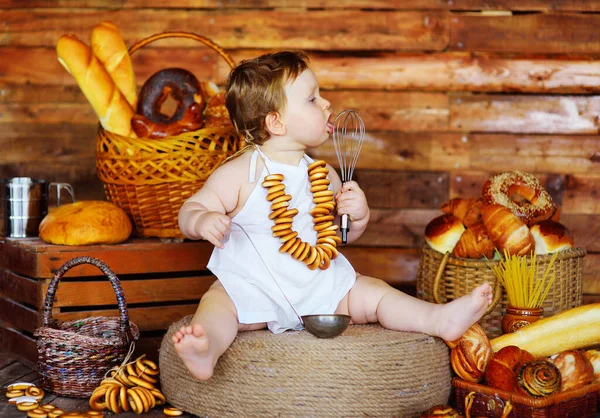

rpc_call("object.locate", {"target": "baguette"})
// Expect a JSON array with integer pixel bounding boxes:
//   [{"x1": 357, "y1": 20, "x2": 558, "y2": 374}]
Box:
[
  {"x1": 490, "y1": 303, "x2": 600, "y2": 358},
  {"x1": 91, "y1": 21, "x2": 137, "y2": 108},
  {"x1": 56, "y1": 34, "x2": 136, "y2": 137}
]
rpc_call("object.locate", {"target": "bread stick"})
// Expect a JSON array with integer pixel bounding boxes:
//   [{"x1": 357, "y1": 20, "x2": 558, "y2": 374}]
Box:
[
  {"x1": 91, "y1": 21, "x2": 137, "y2": 107},
  {"x1": 490, "y1": 303, "x2": 600, "y2": 358},
  {"x1": 56, "y1": 34, "x2": 136, "y2": 137}
]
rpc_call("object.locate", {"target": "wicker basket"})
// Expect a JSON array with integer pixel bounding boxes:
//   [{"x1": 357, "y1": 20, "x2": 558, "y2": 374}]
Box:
[
  {"x1": 416, "y1": 246, "x2": 586, "y2": 338},
  {"x1": 452, "y1": 378, "x2": 599, "y2": 418},
  {"x1": 96, "y1": 32, "x2": 243, "y2": 238},
  {"x1": 34, "y1": 256, "x2": 140, "y2": 398}
]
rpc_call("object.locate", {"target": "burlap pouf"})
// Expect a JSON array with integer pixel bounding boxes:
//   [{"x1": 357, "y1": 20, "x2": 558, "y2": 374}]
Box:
[{"x1": 159, "y1": 316, "x2": 451, "y2": 418}]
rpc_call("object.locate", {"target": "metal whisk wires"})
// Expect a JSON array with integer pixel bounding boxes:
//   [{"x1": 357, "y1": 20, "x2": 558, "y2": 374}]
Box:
[
  {"x1": 333, "y1": 110, "x2": 365, "y2": 183},
  {"x1": 332, "y1": 110, "x2": 365, "y2": 243}
]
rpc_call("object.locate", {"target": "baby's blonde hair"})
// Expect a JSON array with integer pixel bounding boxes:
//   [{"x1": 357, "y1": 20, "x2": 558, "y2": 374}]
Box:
[{"x1": 225, "y1": 51, "x2": 309, "y2": 145}]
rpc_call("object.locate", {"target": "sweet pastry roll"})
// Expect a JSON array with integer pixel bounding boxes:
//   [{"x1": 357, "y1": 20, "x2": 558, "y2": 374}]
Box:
[{"x1": 517, "y1": 360, "x2": 561, "y2": 397}]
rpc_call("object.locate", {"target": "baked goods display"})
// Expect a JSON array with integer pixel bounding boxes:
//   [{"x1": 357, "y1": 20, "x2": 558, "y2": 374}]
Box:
[
  {"x1": 426, "y1": 170, "x2": 574, "y2": 258},
  {"x1": 57, "y1": 21, "x2": 231, "y2": 141},
  {"x1": 39, "y1": 200, "x2": 132, "y2": 245},
  {"x1": 443, "y1": 303, "x2": 600, "y2": 413}
]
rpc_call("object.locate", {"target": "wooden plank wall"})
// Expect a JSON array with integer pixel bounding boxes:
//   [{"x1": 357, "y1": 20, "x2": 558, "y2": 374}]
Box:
[{"x1": 1, "y1": 1, "x2": 599, "y2": 301}]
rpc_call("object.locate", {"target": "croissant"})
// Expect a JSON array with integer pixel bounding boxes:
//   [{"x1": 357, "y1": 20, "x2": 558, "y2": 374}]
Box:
[
  {"x1": 481, "y1": 204, "x2": 534, "y2": 256},
  {"x1": 452, "y1": 221, "x2": 495, "y2": 259},
  {"x1": 440, "y1": 198, "x2": 483, "y2": 227}
]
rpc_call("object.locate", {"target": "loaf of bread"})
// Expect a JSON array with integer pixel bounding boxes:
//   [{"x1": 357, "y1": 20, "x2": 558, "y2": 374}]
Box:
[
  {"x1": 490, "y1": 303, "x2": 600, "y2": 358},
  {"x1": 39, "y1": 201, "x2": 132, "y2": 245},
  {"x1": 91, "y1": 21, "x2": 137, "y2": 108},
  {"x1": 446, "y1": 324, "x2": 493, "y2": 382},
  {"x1": 484, "y1": 345, "x2": 535, "y2": 392},
  {"x1": 56, "y1": 34, "x2": 137, "y2": 137},
  {"x1": 550, "y1": 350, "x2": 594, "y2": 392},
  {"x1": 584, "y1": 349, "x2": 600, "y2": 382},
  {"x1": 424, "y1": 214, "x2": 465, "y2": 254},
  {"x1": 481, "y1": 204, "x2": 533, "y2": 256},
  {"x1": 530, "y1": 220, "x2": 574, "y2": 254},
  {"x1": 452, "y1": 221, "x2": 495, "y2": 259}
]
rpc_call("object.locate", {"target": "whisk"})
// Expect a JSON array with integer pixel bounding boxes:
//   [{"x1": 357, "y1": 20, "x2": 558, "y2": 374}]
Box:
[{"x1": 332, "y1": 110, "x2": 365, "y2": 244}]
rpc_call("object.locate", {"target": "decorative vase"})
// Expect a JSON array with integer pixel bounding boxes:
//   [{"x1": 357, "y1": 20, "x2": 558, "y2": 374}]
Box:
[{"x1": 501, "y1": 306, "x2": 544, "y2": 334}]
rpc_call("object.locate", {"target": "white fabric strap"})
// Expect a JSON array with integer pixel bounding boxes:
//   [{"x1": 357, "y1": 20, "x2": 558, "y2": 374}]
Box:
[{"x1": 248, "y1": 149, "x2": 259, "y2": 183}]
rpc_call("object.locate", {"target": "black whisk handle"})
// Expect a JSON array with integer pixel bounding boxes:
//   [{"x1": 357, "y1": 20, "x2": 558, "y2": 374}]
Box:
[{"x1": 340, "y1": 213, "x2": 350, "y2": 244}]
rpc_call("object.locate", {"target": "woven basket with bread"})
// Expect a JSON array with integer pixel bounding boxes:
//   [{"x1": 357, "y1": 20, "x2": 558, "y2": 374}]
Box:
[
  {"x1": 443, "y1": 311, "x2": 600, "y2": 417},
  {"x1": 417, "y1": 171, "x2": 585, "y2": 338},
  {"x1": 56, "y1": 22, "x2": 243, "y2": 238}
]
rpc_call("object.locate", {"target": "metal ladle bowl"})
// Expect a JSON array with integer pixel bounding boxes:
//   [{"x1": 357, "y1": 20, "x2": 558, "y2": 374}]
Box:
[{"x1": 301, "y1": 314, "x2": 351, "y2": 338}]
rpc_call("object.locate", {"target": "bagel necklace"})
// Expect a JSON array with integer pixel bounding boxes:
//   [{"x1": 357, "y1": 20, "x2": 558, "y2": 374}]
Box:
[{"x1": 261, "y1": 159, "x2": 341, "y2": 271}]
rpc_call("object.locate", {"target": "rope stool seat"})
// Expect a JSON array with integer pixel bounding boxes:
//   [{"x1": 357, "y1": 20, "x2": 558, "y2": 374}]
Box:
[{"x1": 159, "y1": 316, "x2": 451, "y2": 417}]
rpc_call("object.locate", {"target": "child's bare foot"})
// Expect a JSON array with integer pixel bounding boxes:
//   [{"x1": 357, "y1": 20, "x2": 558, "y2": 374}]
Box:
[
  {"x1": 436, "y1": 283, "x2": 493, "y2": 341},
  {"x1": 172, "y1": 324, "x2": 214, "y2": 381}
]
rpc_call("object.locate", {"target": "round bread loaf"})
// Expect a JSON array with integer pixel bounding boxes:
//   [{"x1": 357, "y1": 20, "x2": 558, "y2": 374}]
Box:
[
  {"x1": 424, "y1": 214, "x2": 465, "y2": 254},
  {"x1": 530, "y1": 220, "x2": 574, "y2": 254},
  {"x1": 39, "y1": 201, "x2": 132, "y2": 245}
]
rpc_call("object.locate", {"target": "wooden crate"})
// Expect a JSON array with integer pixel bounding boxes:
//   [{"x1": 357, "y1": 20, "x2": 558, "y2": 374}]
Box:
[{"x1": 0, "y1": 237, "x2": 216, "y2": 366}]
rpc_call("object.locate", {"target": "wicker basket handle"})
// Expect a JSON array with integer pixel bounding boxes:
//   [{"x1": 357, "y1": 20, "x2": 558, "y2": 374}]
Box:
[
  {"x1": 42, "y1": 256, "x2": 135, "y2": 345},
  {"x1": 128, "y1": 31, "x2": 236, "y2": 69},
  {"x1": 432, "y1": 252, "x2": 501, "y2": 316}
]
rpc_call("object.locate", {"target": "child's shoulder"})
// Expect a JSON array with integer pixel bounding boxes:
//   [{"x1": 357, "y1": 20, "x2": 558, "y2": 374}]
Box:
[{"x1": 209, "y1": 148, "x2": 254, "y2": 180}]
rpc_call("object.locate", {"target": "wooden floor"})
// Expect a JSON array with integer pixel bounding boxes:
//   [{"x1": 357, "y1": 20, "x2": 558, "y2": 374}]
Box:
[{"x1": 0, "y1": 352, "x2": 195, "y2": 418}]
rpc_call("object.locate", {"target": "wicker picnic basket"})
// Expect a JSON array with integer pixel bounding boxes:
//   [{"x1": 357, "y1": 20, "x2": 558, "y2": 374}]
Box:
[
  {"x1": 96, "y1": 32, "x2": 243, "y2": 238},
  {"x1": 34, "y1": 256, "x2": 140, "y2": 398},
  {"x1": 416, "y1": 245, "x2": 586, "y2": 338},
  {"x1": 452, "y1": 378, "x2": 599, "y2": 418}
]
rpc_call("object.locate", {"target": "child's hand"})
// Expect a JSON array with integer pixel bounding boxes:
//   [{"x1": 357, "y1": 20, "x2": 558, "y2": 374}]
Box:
[
  {"x1": 195, "y1": 211, "x2": 231, "y2": 249},
  {"x1": 335, "y1": 181, "x2": 369, "y2": 223}
]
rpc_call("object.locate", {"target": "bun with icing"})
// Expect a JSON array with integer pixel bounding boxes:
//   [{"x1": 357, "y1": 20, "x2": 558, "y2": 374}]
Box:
[
  {"x1": 529, "y1": 220, "x2": 574, "y2": 255},
  {"x1": 424, "y1": 214, "x2": 465, "y2": 254},
  {"x1": 39, "y1": 201, "x2": 132, "y2": 245}
]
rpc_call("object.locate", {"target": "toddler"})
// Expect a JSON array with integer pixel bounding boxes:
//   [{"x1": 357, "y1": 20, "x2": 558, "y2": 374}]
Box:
[{"x1": 174, "y1": 51, "x2": 493, "y2": 381}]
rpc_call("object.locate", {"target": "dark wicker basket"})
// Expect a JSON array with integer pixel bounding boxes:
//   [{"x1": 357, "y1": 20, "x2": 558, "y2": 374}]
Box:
[
  {"x1": 34, "y1": 256, "x2": 140, "y2": 398},
  {"x1": 452, "y1": 377, "x2": 599, "y2": 418}
]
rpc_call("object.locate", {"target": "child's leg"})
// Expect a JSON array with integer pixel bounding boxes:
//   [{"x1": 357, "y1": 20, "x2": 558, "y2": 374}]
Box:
[
  {"x1": 172, "y1": 281, "x2": 266, "y2": 381},
  {"x1": 335, "y1": 275, "x2": 492, "y2": 342}
]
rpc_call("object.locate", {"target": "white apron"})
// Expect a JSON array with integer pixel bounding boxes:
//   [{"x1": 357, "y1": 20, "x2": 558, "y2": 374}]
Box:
[{"x1": 207, "y1": 148, "x2": 356, "y2": 333}]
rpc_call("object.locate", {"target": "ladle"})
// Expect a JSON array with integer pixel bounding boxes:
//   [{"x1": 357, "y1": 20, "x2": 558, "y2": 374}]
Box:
[{"x1": 233, "y1": 222, "x2": 351, "y2": 338}]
